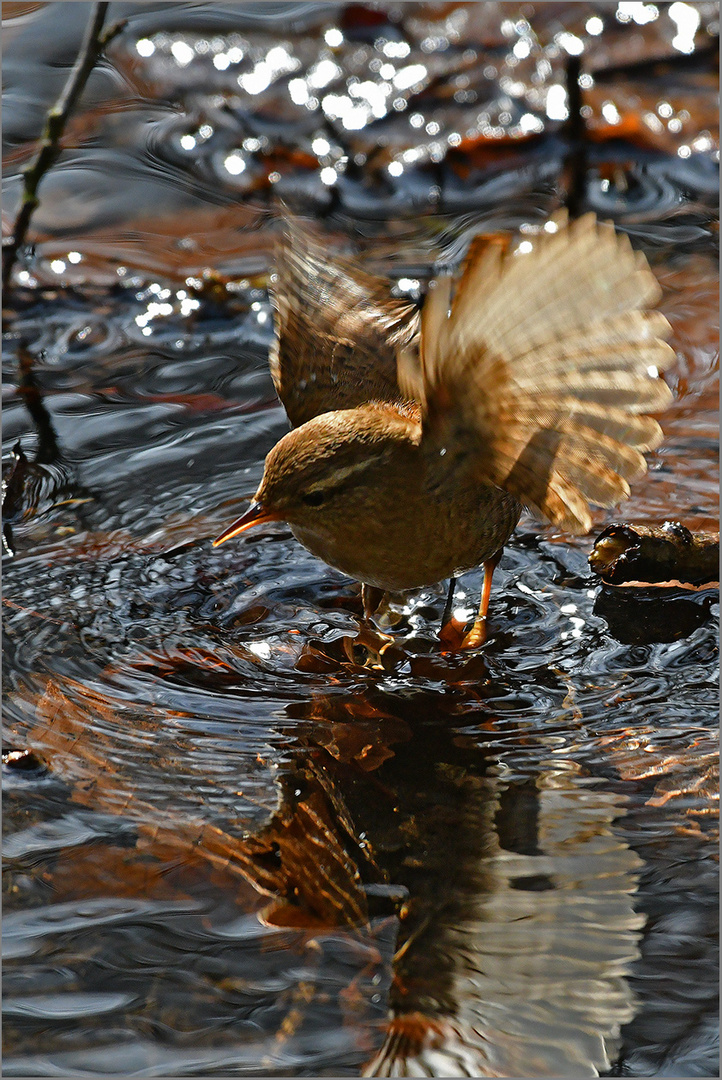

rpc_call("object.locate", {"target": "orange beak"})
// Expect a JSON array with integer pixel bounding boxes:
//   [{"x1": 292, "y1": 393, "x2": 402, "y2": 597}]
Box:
[{"x1": 212, "y1": 501, "x2": 283, "y2": 546}]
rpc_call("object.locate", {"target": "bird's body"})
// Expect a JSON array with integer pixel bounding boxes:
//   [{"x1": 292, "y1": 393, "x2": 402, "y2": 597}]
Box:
[
  {"x1": 215, "y1": 212, "x2": 674, "y2": 647},
  {"x1": 262, "y1": 402, "x2": 521, "y2": 592}
]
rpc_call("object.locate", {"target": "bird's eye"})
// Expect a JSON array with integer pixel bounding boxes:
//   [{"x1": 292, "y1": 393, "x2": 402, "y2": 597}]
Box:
[{"x1": 301, "y1": 490, "x2": 325, "y2": 507}]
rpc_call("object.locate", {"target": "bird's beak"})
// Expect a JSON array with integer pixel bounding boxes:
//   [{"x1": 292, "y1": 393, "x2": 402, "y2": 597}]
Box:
[{"x1": 212, "y1": 501, "x2": 283, "y2": 546}]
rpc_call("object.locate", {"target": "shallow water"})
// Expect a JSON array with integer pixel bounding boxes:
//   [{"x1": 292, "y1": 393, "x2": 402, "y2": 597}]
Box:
[{"x1": 2, "y1": 3, "x2": 719, "y2": 1077}]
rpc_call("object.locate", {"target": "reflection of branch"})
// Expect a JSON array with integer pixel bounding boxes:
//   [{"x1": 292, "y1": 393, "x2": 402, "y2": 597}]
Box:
[
  {"x1": 2, "y1": 3, "x2": 126, "y2": 293},
  {"x1": 18, "y1": 343, "x2": 60, "y2": 464}
]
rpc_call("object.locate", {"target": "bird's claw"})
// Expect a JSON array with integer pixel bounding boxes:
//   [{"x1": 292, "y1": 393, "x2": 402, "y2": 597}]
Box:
[{"x1": 342, "y1": 625, "x2": 396, "y2": 669}]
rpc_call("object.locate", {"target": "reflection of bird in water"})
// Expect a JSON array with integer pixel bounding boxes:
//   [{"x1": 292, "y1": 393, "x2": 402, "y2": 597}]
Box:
[
  {"x1": 215, "y1": 213, "x2": 673, "y2": 648},
  {"x1": 362, "y1": 766, "x2": 645, "y2": 1078}
]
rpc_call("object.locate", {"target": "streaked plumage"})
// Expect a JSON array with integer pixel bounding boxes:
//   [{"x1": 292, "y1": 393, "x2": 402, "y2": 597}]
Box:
[{"x1": 215, "y1": 212, "x2": 674, "y2": 647}]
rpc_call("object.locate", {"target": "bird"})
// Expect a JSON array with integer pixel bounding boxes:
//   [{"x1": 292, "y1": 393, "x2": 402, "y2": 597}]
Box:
[{"x1": 213, "y1": 211, "x2": 674, "y2": 650}]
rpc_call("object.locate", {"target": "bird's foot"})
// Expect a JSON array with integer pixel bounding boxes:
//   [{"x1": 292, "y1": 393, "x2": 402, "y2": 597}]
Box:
[
  {"x1": 439, "y1": 616, "x2": 488, "y2": 652},
  {"x1": 460, "y1": 618, "x2": 487, "y2": 650},
  {"x1": 342, "y1": 625, "x2": 397, "y2": 670}
]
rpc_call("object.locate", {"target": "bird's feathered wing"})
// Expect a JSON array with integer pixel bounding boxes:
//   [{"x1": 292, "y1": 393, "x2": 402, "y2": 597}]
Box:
[
  {"x1": 398, "y1": 212, "x2": 675, "y2": 533},
  {"x1": 270, "y1": 217, "x2": 418, "y2": 427}
]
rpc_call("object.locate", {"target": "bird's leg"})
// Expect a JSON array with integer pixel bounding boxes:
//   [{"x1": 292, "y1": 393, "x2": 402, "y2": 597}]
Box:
[
  {"x1": 461, "y1": 549, "x2": 503, "y2": 649},
  {"x1": 438, "y1": 577, "x2": 465, "y2": 648},
  {"x1": 441, "y1": 576, "x2": 457, "y2": 627}
]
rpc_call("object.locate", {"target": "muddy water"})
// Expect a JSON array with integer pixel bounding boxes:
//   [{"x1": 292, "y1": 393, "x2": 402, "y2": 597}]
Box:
[{"x1": 3, "y1": 3, "x2": 718, "y2": 1077}]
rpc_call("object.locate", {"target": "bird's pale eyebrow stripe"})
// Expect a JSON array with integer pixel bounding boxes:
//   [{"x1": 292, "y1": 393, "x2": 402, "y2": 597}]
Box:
[{"x1": 306, "y1": 453, "x2": 386, "y2": 494}]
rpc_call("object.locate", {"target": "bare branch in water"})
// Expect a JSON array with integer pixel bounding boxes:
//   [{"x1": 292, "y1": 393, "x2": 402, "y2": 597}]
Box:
[
  {"x1": 2, "y1": 3, "x2": 126, "y2": 293},
  {"x1": 562, "y1": 54, "x2": 588, "y2": 219}
]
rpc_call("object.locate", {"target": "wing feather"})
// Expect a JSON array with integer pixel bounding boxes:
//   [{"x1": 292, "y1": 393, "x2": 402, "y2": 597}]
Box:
[
  {"x1": 270, "y1": 215, "x2": 418, "y2": 426},
  {"x1": 404, "y1": 214, "x2": 674, "y2": 533}
]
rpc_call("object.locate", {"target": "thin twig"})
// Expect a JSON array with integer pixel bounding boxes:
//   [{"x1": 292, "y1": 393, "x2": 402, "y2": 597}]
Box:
[
  {"x1": 562, "y1": 54, "x2": 588, "y2": 219},
  {"x1": 3, "y1": 3, "x2": 126, "y2": 293}
]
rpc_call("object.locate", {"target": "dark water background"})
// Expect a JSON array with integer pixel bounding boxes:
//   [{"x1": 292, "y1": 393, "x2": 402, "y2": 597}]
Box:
[{"x1": 2, "y1": 2, "x2": 719, "y2": 1076}]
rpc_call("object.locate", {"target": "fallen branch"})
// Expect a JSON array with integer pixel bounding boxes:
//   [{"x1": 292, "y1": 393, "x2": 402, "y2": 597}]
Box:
[{"x1": 2, "y1": 3, "x2": 126, "y2": 293}]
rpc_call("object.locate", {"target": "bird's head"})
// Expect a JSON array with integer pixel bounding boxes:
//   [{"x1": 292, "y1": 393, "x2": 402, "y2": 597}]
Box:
[{"x1": 212, "y1": 406, "x2": 414, "y2": 548}]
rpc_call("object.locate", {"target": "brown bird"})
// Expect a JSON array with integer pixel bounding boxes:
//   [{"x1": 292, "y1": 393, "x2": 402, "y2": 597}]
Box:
[{"x1": 214, "y1": 212, "x2": 674, "y2": 649}]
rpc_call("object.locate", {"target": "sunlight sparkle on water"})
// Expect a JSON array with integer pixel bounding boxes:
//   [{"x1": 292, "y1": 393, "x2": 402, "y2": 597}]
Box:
[
  {"x1": 546, "y1": 84, "x2": 568, "y2": 121},
  {"x1": 323, "y1": 93, "x2": 372, "y2": 130},
  {"x1": 384, "y1": 40, "x2": 410, "y2": 58},
  {"x1": 602, "y1": 101, "x2": 622, "y2": 125},
  {"x1": 556, "y1": 32, "x2": 584, "y2": 55},
  {"x1": 171, "y1": 40, "x2": 194, "y2": 66},
  {"x1": 289, "y1": 78, "x2": 309, "y2": 105},
  {"x1": 393, "y1": 64, "x2": 427, "y2": 90},
  {"x1": 308, "y1": 59, "x2": 340, "y2": 89},
  {"x1": 669, "y1": 1, "x2": 700, "y2": 52},
  {"x1": 519, "y1": 113, "x2": 543, "y2": 134},
  {"x1": 617, "y1": 2, "x2": 659, "y2": 24},
  {"x1": 349, "y1": 80, "x2": 390, "y2": 119},
  {"x1": 224, "y1": 152, "x2": 246, "y2": 175},
  {"x1": 239, "y1": 65, "x2": 272, "y2": 95}
]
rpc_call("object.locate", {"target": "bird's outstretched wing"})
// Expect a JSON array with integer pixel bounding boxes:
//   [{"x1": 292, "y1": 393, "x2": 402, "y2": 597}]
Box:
[
  {"x1": 398, "y1": 212, "x2": 675, "y2": 533},
  {"x1": 270, "y1": 216, "x2": 418, "y2": 427}
]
